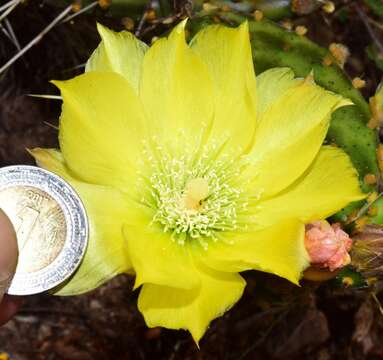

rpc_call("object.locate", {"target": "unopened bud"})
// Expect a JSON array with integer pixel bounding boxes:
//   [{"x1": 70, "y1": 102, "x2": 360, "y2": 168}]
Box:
[{"x1": 305, "y1": 220, "x2": 352, "y2": 271}]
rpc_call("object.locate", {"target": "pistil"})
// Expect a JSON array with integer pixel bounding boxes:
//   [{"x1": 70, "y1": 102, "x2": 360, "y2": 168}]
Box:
[{"x1": 182, "y1": 178, "x2": 209, "y2": 212}]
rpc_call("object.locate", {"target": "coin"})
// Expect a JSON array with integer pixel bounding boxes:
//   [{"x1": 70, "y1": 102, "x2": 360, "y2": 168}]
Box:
[{"x1": 0, "y1": 165, "x2": 88, "y2": 295}]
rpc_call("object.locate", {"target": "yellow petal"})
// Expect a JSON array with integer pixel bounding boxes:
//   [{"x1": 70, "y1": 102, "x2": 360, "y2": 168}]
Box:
[
  {"x1": 54, "y1": 71, "x2": 146, "y2": 191},
  {"x1": 193, "y1": 220, "x2": 308, "y2": 285},
  {"x1": 138, "y1": 263, "x2": 245, "y2": 344},
  {"x1": 140, "y1": 21, "x2": 214, "y2": 145},
  {"x1": 256, "y1": 68, "x2": 302, "y2": 117},
  {"x1": 31, "y1": 148, "x2": 132, "y2": 295},
  {"x1": 256, "y1": 146, "x2": 366, "y2": 227},
  {"x1": 123, "y1": 223, "x2": 199, "y2": 290},
  {"x1": 191, "y1": 22, "x2": 257, "y2": 152},
  {"x1": 86, "y1": 23, "x2": 148, "y2": 92},
  {"x1": 246, "y1": 80, "x2": 351, "y2": 197}
]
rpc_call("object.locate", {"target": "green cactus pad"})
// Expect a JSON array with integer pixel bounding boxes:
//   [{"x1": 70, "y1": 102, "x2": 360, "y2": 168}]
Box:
[{"x1": 331, "y1": 265, "x2": 368, "y2": 289}]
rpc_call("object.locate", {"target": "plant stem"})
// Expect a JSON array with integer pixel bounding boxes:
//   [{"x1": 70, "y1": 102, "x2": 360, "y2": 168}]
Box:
[
  {"x1": 61, "y1": 1, "x2": 98, "y2": 24},
  {"x1": 0, "y1": 5, "x2": 72, "y2": 75}
]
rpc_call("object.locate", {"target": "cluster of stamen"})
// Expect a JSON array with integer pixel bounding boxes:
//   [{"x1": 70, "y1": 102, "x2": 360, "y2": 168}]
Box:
[{"x1": 139, "y1": 138, "x2": 251, "y2": 248}]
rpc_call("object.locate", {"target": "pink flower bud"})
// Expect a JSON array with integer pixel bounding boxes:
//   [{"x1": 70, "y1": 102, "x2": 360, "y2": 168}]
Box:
[{"x1": 304, "y1": 220, "x2": 352, "y2": 271}]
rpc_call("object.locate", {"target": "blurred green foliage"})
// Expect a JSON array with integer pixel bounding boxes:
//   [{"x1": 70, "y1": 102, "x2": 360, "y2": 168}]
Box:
[{"x1": 364, "y1": 0, "x2": 383, "y2": 18}]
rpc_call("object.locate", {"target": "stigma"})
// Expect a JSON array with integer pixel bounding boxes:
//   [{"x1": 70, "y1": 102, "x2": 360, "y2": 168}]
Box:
[{"x1": 182, "y1": 178, "x2": 209, "y2": 212}]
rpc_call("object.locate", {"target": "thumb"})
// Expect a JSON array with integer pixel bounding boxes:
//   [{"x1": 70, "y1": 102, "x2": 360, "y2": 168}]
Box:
[{"x1": 0, "y1": 209, "x2": 18, "y2": 300}]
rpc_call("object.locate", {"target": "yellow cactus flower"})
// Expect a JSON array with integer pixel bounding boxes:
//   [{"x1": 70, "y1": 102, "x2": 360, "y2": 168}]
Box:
[{"x1": 31, "y1": 21, "x2": 365, "y2": 343}]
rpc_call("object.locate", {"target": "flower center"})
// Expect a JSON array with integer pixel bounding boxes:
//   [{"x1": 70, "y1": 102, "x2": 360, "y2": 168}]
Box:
[
  {"x1": 182, "y1": 178, "x2": 209, "y2": 211},
  {"x1": 140, "y1": 138, "x2": 252, "y2": 248}
]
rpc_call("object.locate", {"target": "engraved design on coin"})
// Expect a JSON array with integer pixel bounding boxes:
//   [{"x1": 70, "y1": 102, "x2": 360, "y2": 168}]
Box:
[
  {"x1": 0, "y1": 186, "x2": 67, "y2": 273},
  {"x1": 0, "y1": 166, "x2": 88, "y2": 295}
]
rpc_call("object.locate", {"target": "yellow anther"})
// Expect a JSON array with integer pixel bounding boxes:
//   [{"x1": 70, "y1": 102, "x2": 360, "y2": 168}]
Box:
[
  {"x1": 295, "y1": 25, "x2": 308, "y2": 36},
  {"x1": 352, "y1": 77, "x2": 366, "y2": 89}
]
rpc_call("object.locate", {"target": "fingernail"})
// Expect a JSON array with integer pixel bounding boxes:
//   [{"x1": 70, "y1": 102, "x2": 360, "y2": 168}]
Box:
[{"x1": 0, "y1": 209, "x2": 18, "y2": 298}]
